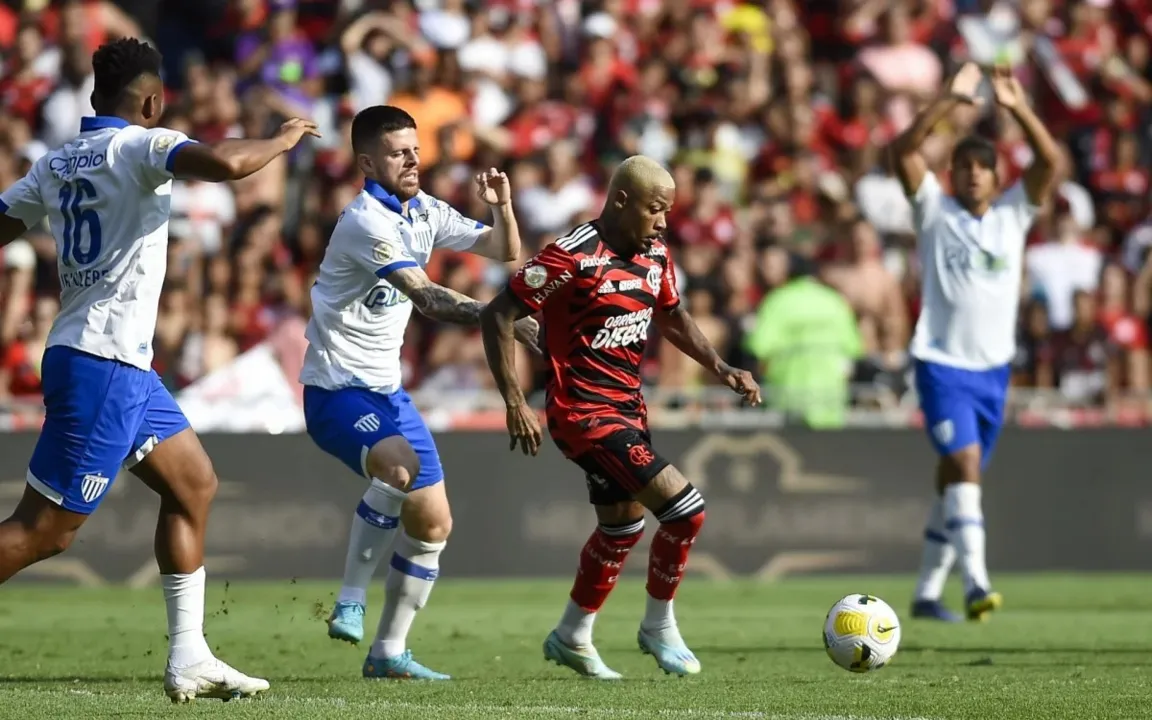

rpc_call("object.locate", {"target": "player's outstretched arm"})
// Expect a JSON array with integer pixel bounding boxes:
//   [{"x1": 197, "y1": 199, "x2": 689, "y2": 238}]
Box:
[
  {"x1": 889, "y1": 62, "x2": 983, "y2": 196},
  {"x1": 389, "y1": 265, "x2": 540, "y2": 348},
  {"x1": 655, "y1": 305, "x2": 762, "y2": 406},
  {"x1": 480, "y1": 290, "x2": 543, "y2": 455},
  {"x1": 990, "y1": 65, "x2": 1059, "y2": 205},
  {"x1": 170, "y1": 118, "x2": 320, "y2": 183}
]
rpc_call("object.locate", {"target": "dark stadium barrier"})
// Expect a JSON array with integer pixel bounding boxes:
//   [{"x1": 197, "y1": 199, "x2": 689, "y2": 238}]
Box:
[{"x1": 1, "y1": 430, "x2": 1150, "y2": 585}]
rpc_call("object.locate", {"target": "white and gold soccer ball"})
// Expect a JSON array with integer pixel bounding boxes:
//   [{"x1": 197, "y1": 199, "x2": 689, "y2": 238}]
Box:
[{"x1": 822, "y1": 594, "x2": 901, "y2": 673}]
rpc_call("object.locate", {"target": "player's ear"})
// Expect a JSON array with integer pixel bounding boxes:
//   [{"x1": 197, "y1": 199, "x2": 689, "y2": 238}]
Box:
[
  {"x1": 613, "y1": 189, "x2": 628, "y2": 211},
  {"x1": 142, "y1": 93, "x2": 160, "y2": 122},
  {"x1": 356, "y1": 153, "x2": 374, "y2": 177}
]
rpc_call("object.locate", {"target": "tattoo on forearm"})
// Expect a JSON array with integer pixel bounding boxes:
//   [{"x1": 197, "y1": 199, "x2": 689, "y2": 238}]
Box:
[{"x1": 410, "y1": 285, "x2": 485, "y2": 326}]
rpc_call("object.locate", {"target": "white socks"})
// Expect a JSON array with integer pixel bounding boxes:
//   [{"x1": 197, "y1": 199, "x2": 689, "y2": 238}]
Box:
[
  {"x1": 338, "y1": 480, "x2": 407, "y2": 606},
  {"x1": 914, "y1": 497, "x2": 957, "y2": 601},
  {"x1": 641, "y1": 595, "x2": 676, "y2": 632},
  {"x1": 556, "y1": 599, "x2": 597, "y2": 648},
  {"x1": 161, "y1": 566, "x2": 213, "y2": 669},
  {"x1": 943, "y1": 483, "x2": 990, "y2": 595},
  {"x1": 556, "y1": 596, "x2": 680, "y2": 648},
  {"x1": 371, "y1": 532, "x2": 445, "y2": 659}
]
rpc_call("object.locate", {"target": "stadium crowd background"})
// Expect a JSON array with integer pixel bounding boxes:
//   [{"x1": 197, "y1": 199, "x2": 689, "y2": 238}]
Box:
[{"x1": 0, "y1": 0, "x2": 1150, "y2": 426}]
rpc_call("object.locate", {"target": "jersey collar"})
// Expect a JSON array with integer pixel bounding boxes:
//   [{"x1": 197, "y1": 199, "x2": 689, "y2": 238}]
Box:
[
  {"x1": 79, "y1": 116, "x2": 131, "y2": 132},
  {"x1": 363, "y1": 179, "x2": 423, "y2": 221}
]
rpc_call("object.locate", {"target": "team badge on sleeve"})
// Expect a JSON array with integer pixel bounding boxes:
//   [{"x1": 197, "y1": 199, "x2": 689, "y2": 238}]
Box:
[
  {"x1": 153, "y1": 135, "x2": 176, "y2": 153},
  {"x1": 524, "y1": 265, "x2": 548, "y2": 289},
  {"x1": 373, "y1": 243, "x2": 394, "y2": 264}
]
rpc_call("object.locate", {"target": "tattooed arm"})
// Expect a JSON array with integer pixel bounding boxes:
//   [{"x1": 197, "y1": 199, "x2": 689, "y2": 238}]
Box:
[
  {"x1": 387, "y1": 266, "x2": 485, "y2": 325},
  {"x1": 388, "y1": 266, "x2": 541, "y2": 350}
]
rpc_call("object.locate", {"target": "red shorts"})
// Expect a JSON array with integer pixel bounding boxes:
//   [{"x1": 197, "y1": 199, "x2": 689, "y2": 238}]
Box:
[{"x1": 548, "y1": 415, "x2": 671, "y2": 505}]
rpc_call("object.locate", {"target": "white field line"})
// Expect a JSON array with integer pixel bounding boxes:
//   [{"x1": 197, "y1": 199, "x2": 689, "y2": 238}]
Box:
[{"x1": 44, "y1": 689, "x2": 938, "y2": 720}]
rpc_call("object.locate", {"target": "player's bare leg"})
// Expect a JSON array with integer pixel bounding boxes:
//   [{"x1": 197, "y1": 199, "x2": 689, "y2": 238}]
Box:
[
  {"x1": 129, "y1": 428, "x2": 269, "y2": 703},
  {"x1": 362, "y1": 479, "x2": 451, "y2": 680},
  {"x1": 632, "y1": 465, "x2": 705, "y2": 676},
  {"x1": 546, "y1": 499, "x2": 645, "y2": 680},
  {"x1": 911, "y1": 473, "x2": 961, "y2": 622},
  {"x1": 936, "y1": 446, "x2": 1000, "y2": 621},
  {"x1": 0, "y1": 486, "x2": 88, "y2": 583},
  {"x1": 328, "y1": 437, "x2": 414, "y2": 644}
]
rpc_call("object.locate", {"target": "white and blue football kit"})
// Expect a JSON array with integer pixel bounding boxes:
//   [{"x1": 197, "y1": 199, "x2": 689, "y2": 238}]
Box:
[
  {"x1": 910, "y1": 172, "x2": 1038, "y2": 467},
  {"x1": 300, "y1": 179, "x2": 487, "y2": 490},
  {"x1": 908, "y1": 170, "x2": 1039, "y2": 622},
  {"x1": 0, "y1": 116, "x2": 195, "y2": 514}
]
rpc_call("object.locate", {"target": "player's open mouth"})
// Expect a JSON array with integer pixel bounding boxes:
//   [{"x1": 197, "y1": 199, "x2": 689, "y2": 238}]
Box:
[{"x1": 402, "y1": 172, "x2": 418, "y2": 182}]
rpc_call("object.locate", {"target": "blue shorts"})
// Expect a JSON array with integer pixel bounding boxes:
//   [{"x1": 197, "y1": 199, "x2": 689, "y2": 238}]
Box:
[
  {"x1": 27, "y1": 347, "x2": 191, "y2": 515},
  {"x1": 303, "y1": 386, "x2": 444, "y2": 490},
  {"x1": 915, "y1": 360, "x2": 1010, "y2": 469}
]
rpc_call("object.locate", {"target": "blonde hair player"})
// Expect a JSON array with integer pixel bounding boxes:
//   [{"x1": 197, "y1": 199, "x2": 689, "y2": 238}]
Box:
[{"x1": 481, "y1": 154, "x2": 761, "y2": 678}]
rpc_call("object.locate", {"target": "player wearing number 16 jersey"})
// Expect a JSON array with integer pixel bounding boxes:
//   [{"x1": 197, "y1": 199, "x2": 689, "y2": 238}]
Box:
[
  {"x1": 481, "y1": 156, "x2": 762, "y2": 679},
  {"x1": 0, "y1": 38, "x2": 318, "y2": 702}
]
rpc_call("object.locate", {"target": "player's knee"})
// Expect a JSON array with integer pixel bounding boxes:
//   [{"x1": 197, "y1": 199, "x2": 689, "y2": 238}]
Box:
[
  {"x1": 654, "y1": 483, "x2": 706, "y2": 533},
  {"x1": 23, "y1": 522, "x2": 78, "y2": 561},
  {"x1": 367, "y1": 437, "x2": 421, "y2": 492},
  {"x1": 939, "y1": 447, "x2": 981, "y2": 485},
  {"x1": 412, "y1": 514, "x2": 452, "y2": 544},
  {"x1": 595, "y1": 500, "x2": 645, "y2": 527}
]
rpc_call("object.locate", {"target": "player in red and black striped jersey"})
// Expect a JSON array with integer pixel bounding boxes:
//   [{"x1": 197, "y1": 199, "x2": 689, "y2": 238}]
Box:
[{"x1": 480, "y1": 155, "x2": 761, "y2": 680}]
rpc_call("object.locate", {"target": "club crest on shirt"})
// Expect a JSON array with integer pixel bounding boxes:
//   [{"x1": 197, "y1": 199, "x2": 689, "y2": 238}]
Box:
[
  {"x1": 153, "y1": 135, "x2": 176, "y2": 153},
  {"x1": 524, "y1": 264, "x2": 548, "y2": 289},
  {"x1": 646, "y1": 264, "x2": 662, "y2": 292},
  {"x1": 373, "y1": 242, "x2": 394, "y2": 264}
]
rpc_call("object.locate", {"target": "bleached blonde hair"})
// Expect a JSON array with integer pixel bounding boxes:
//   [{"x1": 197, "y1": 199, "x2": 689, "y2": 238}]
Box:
[{"x1": 607, "y1": 155, "x2": 676, "y2": 200}]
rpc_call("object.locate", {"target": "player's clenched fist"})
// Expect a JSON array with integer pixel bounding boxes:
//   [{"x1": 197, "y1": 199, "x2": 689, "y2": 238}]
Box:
[
  {"x1": 476, "y1": 167, "x2": 511, "y2": 207},
  {"x1": 506, "y1": 402, "x2": 543, "y2": 456},
  {"x1": 719, "y1": 364, "x2": 762, "y2": 407},
  {"x1": 274, "y1": 118, "x2": 322, "y2": 149}
]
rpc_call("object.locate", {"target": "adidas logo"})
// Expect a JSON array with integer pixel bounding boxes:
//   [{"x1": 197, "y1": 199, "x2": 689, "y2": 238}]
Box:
[{"x1": 598, "y1": 280, "x2": 616, "y2": 294}]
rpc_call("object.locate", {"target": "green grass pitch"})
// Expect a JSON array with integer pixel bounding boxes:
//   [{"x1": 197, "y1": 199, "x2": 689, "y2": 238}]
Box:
[{"x1": 0, "y1": 575, "x2": 1149, "y2": 719}]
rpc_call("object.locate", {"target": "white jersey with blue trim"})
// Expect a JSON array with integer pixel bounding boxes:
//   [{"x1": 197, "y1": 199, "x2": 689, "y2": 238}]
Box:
[
  {"x1": 909, "y1": 173, "x2": 1039, "y2": 370},
  {"x1": 300, "y1": 179, "x2": 489, "y2": 393},
  {"x1": 0, "y1": 116, "x2": 193, "y2": 371}
]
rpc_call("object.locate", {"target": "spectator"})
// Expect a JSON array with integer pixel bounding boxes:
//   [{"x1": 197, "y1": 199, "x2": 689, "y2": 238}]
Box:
[
  {"x1": 745, "y1": 250, "x2": 862, "y2": 428},
  {"x1": 1026, "y1": 198, "x2": 1103, "y2": 330},
  {"x1": 1049, "y1": 289, "x2": 1119, "y2": 407},
  {"x1": 0, "y1": 0, "x2": 1150, "y2": 427}
]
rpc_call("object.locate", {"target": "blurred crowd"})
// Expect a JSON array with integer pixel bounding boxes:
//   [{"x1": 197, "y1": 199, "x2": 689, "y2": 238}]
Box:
[{"x1": 1, "y1": 0, "x2": 1152, "y2": 424}]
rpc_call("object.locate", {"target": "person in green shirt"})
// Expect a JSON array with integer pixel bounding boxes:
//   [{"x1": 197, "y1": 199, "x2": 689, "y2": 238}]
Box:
[{"x1": 744, "y1": 250, "x2": 862, "y2": 428}]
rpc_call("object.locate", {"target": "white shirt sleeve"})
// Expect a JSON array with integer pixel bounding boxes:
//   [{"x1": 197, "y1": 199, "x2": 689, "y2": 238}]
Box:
[
  {"x1": 117, "y1": 127, "x2": 197, "y2": 190},
  {"x1": 909, "y1": 171, "x2": 945, "y2": 234},
  {"x1": 345, "y1": 211, "x2": 420, "y2": 278},
  {"x1": 427, "y1": 196, "x2": 488, "y2": 251},
  {"x1": 0, "y1": 161, "x2": 46, "y2": 228},
  {"x1": 996, "y1": 179, "x2": 1041, "y2": 237}
]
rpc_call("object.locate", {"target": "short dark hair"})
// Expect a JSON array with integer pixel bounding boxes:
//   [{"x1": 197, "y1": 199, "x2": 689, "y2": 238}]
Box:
[
  {"x1": 351, "y1": 106, "x2": 417, "y2": 153},
  {"x1": 951, "y1": 135, "x2": 998, "y2": 173},
  {"x1": 91, "y1": 38, "x2": 162, "y2": 107}
]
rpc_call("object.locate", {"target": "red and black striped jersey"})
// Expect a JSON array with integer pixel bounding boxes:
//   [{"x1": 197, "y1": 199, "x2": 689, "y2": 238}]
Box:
[{"x1": 507, "y1": 221, "x2": 680, "y2": 426}]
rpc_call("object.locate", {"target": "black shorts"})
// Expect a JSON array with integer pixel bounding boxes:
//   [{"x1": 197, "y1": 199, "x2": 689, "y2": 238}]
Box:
[{"x1": 571, "y1": 427, "x2": 671, "y2": 505}]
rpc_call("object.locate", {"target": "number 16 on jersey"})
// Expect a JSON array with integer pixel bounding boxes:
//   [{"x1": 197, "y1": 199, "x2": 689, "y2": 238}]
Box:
[{"x1": 57, "y1": 179, "x2": 102, "y2": 267}]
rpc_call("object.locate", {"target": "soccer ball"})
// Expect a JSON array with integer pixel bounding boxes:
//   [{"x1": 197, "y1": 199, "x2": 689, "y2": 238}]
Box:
[{"x1": 822, "y1": 593, "x2": 901, "y2": 673}]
